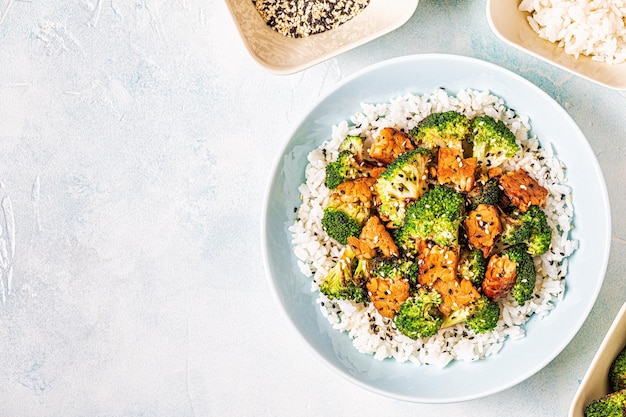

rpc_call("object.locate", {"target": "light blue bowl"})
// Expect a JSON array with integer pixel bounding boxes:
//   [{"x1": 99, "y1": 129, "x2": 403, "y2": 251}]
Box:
[{"x1": 261, "y1": 54, "x2": 611, "y2": 403}]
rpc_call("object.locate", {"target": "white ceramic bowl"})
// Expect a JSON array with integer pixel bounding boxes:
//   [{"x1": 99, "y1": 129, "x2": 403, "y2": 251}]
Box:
[
  {"x1": 486, "y1": 0, "x2": 626, "y2": 90},
  {"x1": 569, "y1": 303, "x2": 626, "y2": 417},
  {"x1": 224, "y1": 0, "x2": 419, "y2": 75},
  {"x1": 262, "y1": 54, "x2": 611, "y2": 403}
]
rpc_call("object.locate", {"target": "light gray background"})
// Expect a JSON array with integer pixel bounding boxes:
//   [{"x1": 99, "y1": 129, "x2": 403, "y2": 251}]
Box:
[{"x1": 0, "y1": 0, "x2": 624, "y2": 416}]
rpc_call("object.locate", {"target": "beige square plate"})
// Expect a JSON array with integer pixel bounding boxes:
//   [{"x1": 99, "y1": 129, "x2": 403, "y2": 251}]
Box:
[
  {"x1": 224, "y1": 0, "x2": 419, "y2": 75},
  {"x1": 569, "y1": 302, "x2": 626, "y2": 417},
  {"x1": 486, "y1": 0, "x2": 626, "y2": 90}
]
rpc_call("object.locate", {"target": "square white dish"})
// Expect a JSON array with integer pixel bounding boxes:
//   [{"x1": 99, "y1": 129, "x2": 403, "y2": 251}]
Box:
[
  {"x1": 486, "y1": 0, "x2": 626, "y2": 90},
  {"x1": 224, "y1": 0, "x2": 419, "y2": 75},
  {"x1": 569, "y1": 302, "x2": 626, "y2": 417}
]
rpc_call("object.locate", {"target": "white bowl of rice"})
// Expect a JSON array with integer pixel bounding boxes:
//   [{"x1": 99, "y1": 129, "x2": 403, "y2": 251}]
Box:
[
  {"x1": 262, "y1": 54, "x2": 611, "y2": 403},
  {"x1": 487, "y1": 0, "x2": 626, "y2": 90},
  {"x1": 224, "y1": 0, "x2": 419, "y2": 75}
]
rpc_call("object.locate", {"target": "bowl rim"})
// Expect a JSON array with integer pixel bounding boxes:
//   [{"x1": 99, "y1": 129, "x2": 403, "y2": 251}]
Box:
[{"x1": 261, "y1": 53, "x2": 612, "y2": 403}]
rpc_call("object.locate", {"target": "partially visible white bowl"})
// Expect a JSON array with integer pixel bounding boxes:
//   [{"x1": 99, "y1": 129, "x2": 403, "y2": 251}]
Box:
[
  {"x1": 486, "y1": 0, "x2": 626, "y2": 90},
  {"x1": 569, "y1": 303, "x2": 626, "y2": 417},
  {"x1": 224, "y1": 0, "x2": 419, "y2": 75}
]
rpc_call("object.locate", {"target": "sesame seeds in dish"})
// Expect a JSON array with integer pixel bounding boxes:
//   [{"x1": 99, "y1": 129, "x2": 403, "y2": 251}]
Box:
[
  {"x1": 253, "y1": 0, "x2": 371, "y2": 38},
  {"x1": 289, "y1": 88, "x2": 578, "y2": 368}
]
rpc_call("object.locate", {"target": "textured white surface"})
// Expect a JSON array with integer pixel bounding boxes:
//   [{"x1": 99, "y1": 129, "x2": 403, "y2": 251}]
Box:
[{"x1": 0, "y1": 0, "x2": 624, "y2": 416}]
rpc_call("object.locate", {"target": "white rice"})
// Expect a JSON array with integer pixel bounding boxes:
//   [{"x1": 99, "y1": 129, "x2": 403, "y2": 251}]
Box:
[
  {"x1": 288, "y1": 88, "x2": 578, "y2": 367},
  {"x1": 519, "y1": 0, "x2": 626, "y2": 64}
]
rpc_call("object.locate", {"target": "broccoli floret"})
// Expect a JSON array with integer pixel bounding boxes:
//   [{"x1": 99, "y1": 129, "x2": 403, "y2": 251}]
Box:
[
  {"x1": 393, "y1": 288, "x2": 443, "y2": 339},
  {"x1": 524, "y1": 205, "x2": 552, "y2": 256},
  {"x1": 318, "y1": 247, "x2": 368, "y2": 303},
  {"x1": 393, "y1": 226, "x2": 419, "y2": 256},
  {"x1": 375, "y1": 147, "x2": 432, "y2": 227},
  {"x1": 610, "y1": 347, "x2": 626, "y2": 392},
  {"x1": 322, "y1": 178, "x2": 373, "y2": 245},
  {"x1": 339, "y1": 135, "x2": 365, "y2": 154},
  {"x1": 470, "y1": 115, "x2": 520, "y2": 170},
  {"x1": 585, "y1": 390, "x2": 626, "y2": 417},
  {"x1": 321, "y1": 207, "x2": 362, "y2": 245},
  {"x1": 396, "y1": 185, "x2": 465, "y2": 250},
  {"x1": 440, "y1": 307, "x2": 471, "y2": 329},
  {"x1": 458, "y1": 248, "x2": 487, "y2": 287},
  {"x1": 468, "y1": 177, "x2": 503, "y2": 210},
  {"x1": 501, "y1": 209, "x2": 532, "y2": 247},
  {"x1": 373, "y1": 257, "x2": 419, "y2": 287},
  {"x1": 440, "y1": 295, "x2": 499, "y2": 333},
  {"x1": 466, "y1": 296, "x2": 500, "y2": 333},
  {"x1": 325, "y1": 150, "x2": 367, "y2": 189},
  {"x1": 353, "y1": 256, "x2": 373, "y2": 283},
  {"x1": 409, "y1": 110, "x2": 470, "y2": 151},
  {"x1": 501, "y1": 205, "x2": 552, "y2": 256},
  {"x1": 503, "y1": 244, "x2": 536, "y2": 305}
]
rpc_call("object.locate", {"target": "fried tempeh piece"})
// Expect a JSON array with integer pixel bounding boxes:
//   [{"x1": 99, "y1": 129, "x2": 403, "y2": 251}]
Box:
[
  {"x1": 464, "y1": 203, "x2": 502, "y2": 257},
  {"x1": 498, "y1": 168, "x2": 548, "y2": 212},
  {"x1": 482, "y1": 253, "x2": 517, "y2": 302},
  {"x1": 436, "y1": 147, "x2": 478, "y2": 192},
  {"x1": 330, "y1": 176, "x2": 377, "y2": 208},
  {"x1": 348, "y1": 216, "x2": 399, "y2": 259},
  {"x1": 366, "y1": 276, "x2": 410, "y2": 318},
  {"x1": 417, "y1": 243, "x2": 459, "y2": 287},
  {"x1": 369, "y1": 127, "x2": 415, "y2": 165},
  {"x1": 432, "y1": 278, "x2": 480, "y2": 316}
]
